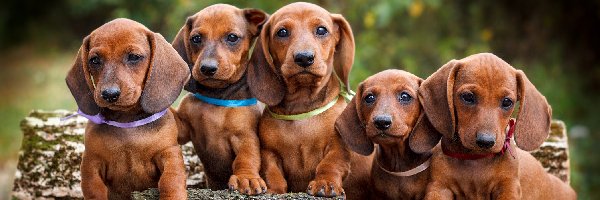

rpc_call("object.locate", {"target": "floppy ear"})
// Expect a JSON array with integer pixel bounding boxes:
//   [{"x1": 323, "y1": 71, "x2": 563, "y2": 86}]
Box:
[
  {"x1": 172, "y1": 16, "x2": 198, "y2": 93},
  {"x1": 419, "y1": 59, "x2": 461, "y2": 136},
  {"x1": 514, "y1": 70, "x2": 551, "y2": 151},
  {"x1": 247, "y1": 19, "x2": 285, "y2": 106},
  {"x1": 65, "y1": 36, "x2": 100, "y2": 115},
  {"x1": 243, "y1": 8, "x2": 268, "y2": 36},
  {"x1": 335, "y1": 84, "x2": 372, "y2": 155},
  {"x1": 331, "y1": 14, "x2": 354, "y2": 92},
  {"x1": 141, "y1": 32, "x2": 190, "y2": 113},
  {"x1": 409, "y1": 112, "x2": 442, "y2": 153}
]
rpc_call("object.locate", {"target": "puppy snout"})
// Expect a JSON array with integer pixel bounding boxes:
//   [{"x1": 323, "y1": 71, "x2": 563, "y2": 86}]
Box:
[
  {"x1": 294, "y1": 51, "x2": 314, "y2": 68},
  {"x1": 476, "y1": 132, "x2": 496, "y2": 149},
  {"x1": 101, "y1": 87, "x2": 121, "y2": 103},
  {"x1": 373, "y1": 115, "x2": 392, "y2": 130},
  {"x1": 200, "y1": 60, "x2": 218, "y2": 76}
]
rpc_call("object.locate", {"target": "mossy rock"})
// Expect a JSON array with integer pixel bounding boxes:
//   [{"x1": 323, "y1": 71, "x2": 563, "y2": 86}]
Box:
[
  {"x1": 12, "y1": 110, "x2": 572, "y2": 199},
  {"x1": 132, "y1": 188, "x2": 340, "y2": 200}
]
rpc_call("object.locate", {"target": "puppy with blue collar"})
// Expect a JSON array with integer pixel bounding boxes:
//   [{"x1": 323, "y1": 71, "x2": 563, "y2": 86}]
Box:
[{"x1": 171, "y1": 4, "x2": 268, "y2": 195}]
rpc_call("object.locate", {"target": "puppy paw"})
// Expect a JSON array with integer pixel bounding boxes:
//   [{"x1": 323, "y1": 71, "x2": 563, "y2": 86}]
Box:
[
  {"x1": 307, "y1": 179, "x2": 345, "y2": 198},
  {"x1": 228, "y1": 174, "x2": 267, "y2": 195}
]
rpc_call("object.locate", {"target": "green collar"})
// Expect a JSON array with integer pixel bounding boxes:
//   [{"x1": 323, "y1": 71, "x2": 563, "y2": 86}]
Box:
[
  {"x1": 267, "y1": 95, "x2": 339, "y2": 121},
  {"x1": 267, "y1": 74, "x2": 355, "y2": 121}
]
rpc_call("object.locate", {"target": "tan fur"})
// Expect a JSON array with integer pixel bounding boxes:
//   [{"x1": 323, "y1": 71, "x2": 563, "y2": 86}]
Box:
[
  {"x1": 247, "y1": 2, "x2": 371, "y2": 199},
  {"x1": 65, "y1": 18, "x2": 189, "y2": 199},
  {"x1": 410, "y1": 53, "x2": 576, "y2": 199},
  {"x1": 171, "y1": 4, "x2": 269, "y2": 195},
  {"x1": 336, "y1": 69, "x2": 432, "y2": 199}
]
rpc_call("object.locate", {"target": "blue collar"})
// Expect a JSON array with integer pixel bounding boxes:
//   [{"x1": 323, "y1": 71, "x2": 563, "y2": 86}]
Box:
[{"x1": 193, "y1": 93, "x2": 258, "y2": 107}]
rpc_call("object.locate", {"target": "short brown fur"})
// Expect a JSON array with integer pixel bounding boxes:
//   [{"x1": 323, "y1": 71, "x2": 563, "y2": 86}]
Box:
[
  {"x1": 336, "y1": 69, "x2": 433, "y2": 199},
  {"x1": 172, "y1": 4, "x2": 269, "y2": 195},
  {"x1": 65, "y1": 18, "x2": 189, "y2": 199},
  {"x1": 410, "y1": 53, "x2": 576, "y2": 199},
  {"x1": 247, "y1": 2, "x2": 372, "y2": 199}
]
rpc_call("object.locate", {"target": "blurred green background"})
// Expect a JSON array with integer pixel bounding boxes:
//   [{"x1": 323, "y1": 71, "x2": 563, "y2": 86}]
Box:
[{"x1": 1, "y1": 0, "x2": 599, "y2": 198}]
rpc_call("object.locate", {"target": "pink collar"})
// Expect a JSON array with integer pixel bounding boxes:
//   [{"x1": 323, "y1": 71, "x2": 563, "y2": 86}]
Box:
[
  {"x1": 375, "y1": 146, "x2": 431, "y2": 177},
  {"x1": 442, "y1": 118, "x2": 516, "y2": 160}
]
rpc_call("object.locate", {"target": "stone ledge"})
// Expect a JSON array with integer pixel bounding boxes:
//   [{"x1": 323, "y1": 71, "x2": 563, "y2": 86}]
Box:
[
  {"x1": 12, "y1": 110, "x2": 571, "y2": 199},
  {"x1": 132, "y1": 189, "x2": 339, "y2": 200}
]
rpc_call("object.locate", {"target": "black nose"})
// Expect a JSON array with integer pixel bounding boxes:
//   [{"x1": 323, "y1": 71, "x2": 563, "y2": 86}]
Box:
[
  {"x1": 294, "y1": 52, "x2": 314, "y2": 67},
  {"x1": 373, "y1": 115, "x2": 392, "y2": 130},
  {"x1": 200, "y1": 64, "x2": 218, "y2": 76},
  {"x1": 476, "y1": 133, "x2": 496, "y2": 149},
  {"x1": 101, "y1": 88, "x2": 120, "y2": 103}
]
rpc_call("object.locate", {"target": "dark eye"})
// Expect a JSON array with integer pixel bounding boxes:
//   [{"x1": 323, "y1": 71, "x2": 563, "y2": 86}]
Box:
[
  {"x1": 398, "y1": 92, "x2": 412, "y2": 103},
  {"x1": 316, "y1": 26, "x2": 328, "y2": 36},
  {"x1": 127, "y1": 54, "x2": 142, "y2": 63},
  {"x1": 190, "y1": 35, "x2": 201, "y2": 44},
  {"x1": 276, "y1": 28, "x2": 289, "y2": 38},
  {"x1": 501, "y1": 98, "x2": 513, "y2": 109},
  {"x1": 226, "y1": 33, "x2": 240, "y2": 44},
  {"x1": 364, "y1": 93, "x2": 376, "y2": 104},
  {"x1": 460, "y1": 92, "x2": 476, "y2": 105},
  {"x1": 89, "y1": 56, "x2": 101, "y2": 66}
]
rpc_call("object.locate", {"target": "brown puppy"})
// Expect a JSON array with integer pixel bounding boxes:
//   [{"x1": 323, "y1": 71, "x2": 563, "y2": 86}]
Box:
[
  {"x1": 410, "y1": 53, "x2": 576, "y2": 199},
  {"x1": 172, "y1": 4, "x2": 268, "y2": 195},
  {"x1": 65, "y1": 18, "x2": 189, "y2": 199},
  {"x1": 247, "y1": 2, "x2": 372, "y2": 199},
  {"x1": 337, "y1": 69, "x2": 432, "y2": 199}
]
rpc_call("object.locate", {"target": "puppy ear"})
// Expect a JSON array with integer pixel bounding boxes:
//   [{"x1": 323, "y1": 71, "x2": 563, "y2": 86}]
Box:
[
  {"x1": 247, "y1": 18, "x2": 285, "y2": 106},
  {"x1": 331, "y1": 14, "x2": 354, "y2": 92},
  {"x1": 419, "y1": 59, "x2": 461, "y2": 136},
  {"x1": 335, "y1": 84, "x2": 373, "y2": 155},
  {"x1": 141, "y1": 32, "x2": 190, "y2": 113},
  {"x1": 409, "y1": 112, "x2": 442, "y2": 153},
  {"x1": 172, "y1": 16, "x2": 198, "y2": 93},
  {"x1": 65, "y1": 36, "x2": 100, "y2": 115},
  {"x1": 243, "y1": 8, "x2": 268, "y2": 36},
  {"x1": 514, "y1": 70, "x2": 551, "y2": 151}
]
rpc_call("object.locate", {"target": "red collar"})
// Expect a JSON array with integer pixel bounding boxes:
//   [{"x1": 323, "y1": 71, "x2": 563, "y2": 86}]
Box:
[{"x1": 442, "y1": 118, "x2": 516, "y2": 160}]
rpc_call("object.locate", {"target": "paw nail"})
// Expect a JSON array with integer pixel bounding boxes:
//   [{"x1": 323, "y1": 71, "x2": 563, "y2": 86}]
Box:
[{"x1": 317, "y1": 186, "x2": 326, "y2": 196}]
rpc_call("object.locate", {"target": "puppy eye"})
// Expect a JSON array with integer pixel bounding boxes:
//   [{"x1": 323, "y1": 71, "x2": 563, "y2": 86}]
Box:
[
  {"x1": 460, "y1": 92, "x2": 477, "y2": 105},
  {"x1": 398, "y1": 92, "x2": 412, "y2": 103},
  {"x1": 127, "y1": 54, "x2": 143, "y2": 63},
  {"x1": 276, "y1": 28, "x2": 289, "y2": 38},
  {"x1": 316, "y1": 26, "x2": 328, "y2": 36},
  {"x1": 89, "y1": 56, "x2": 101, "y2": 66},
  {"x1": 226, "y1": 33, "x2": 240, "y2": 44},
  {"x1": 364, "y1": 93, "x2": 376, "y2": 104},
  {"x1": 501, "y1": 98, "x2": 513, "y2": 109},
  {"x1": 190, "y1": 35, "x2": 202, "y2": 44}
]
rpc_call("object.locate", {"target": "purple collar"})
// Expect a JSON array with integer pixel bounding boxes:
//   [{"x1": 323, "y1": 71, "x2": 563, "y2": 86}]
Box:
[{"x1": 69, "y1": 109, "x2": 168, "y2": 128}]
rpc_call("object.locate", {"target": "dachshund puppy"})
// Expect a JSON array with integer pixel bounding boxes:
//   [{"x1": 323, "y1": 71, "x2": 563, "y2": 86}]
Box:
[
  {"x1": 410, "y1": 53, "x2": 576, "y2": 199},
  {"x1": 247, "y1": 2, "x2": 372, "y2": 199},
  {"x1": 65, "y1": 18, "x2": 189, "y2": 199},
  {"x1": 171, "y1": 4, "x2": 268, "y2": 195},
  {"x1": 337, "y1": 69, "x2": 432, "y2": 199}
]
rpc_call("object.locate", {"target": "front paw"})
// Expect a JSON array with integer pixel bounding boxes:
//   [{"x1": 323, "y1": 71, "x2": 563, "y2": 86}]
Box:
[
  {"x1": 228, "y1": 174, "x2": 267, "y2": 195},
  {"x1": 307, "y1": 178, "x2": 345, "y2": 198}
]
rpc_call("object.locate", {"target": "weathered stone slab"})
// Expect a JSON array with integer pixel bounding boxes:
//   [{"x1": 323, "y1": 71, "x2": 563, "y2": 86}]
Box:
[
  {"x1": 12, "y1": 110, "x2": 205, "y2": 199},
  {"x1": 132, "y1": 189, "x2": 339, "y2": 200},
  {"x1": 530, "y1": 120, "x2": 570, "y2": 183},
  {"x1": 12, "y1": 110, "x2": 572, "y2": 199}
]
